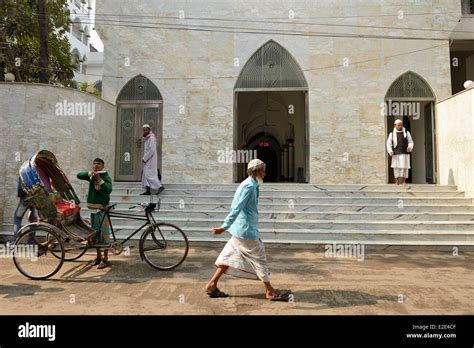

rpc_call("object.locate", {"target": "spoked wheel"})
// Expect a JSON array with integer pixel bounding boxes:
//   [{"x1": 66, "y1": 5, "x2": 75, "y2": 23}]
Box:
[
  {"x1": 140, "y1": 223, "x2": 189, "y2": 270},
  {"x1": 49, "y1": 236, "x2": 88, "y2": 261},
  {"x1": 49, "y1": 217, "x2": 92, "y2": 261},
  {"x1": 13, "y1": 224, "x2": 65, "y2": 280}
]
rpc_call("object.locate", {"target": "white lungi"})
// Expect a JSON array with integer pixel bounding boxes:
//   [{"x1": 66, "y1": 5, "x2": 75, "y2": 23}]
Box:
[
  {"x1": 215, "y1": 236, "x2": 270, "y2": 282},
  {"x1": 391, "y1": 154, "x2": 410, "y2": 178}
]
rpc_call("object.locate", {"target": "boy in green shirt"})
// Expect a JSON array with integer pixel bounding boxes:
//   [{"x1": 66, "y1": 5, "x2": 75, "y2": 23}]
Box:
[{"x1": 77, "y1": 158, "x2": 113, "y2": 269}]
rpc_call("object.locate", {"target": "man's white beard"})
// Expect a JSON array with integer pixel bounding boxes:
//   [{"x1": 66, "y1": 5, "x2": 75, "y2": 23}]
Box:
[{"x1": 257, "y1": 176, "x2": 264, "y2": 185}]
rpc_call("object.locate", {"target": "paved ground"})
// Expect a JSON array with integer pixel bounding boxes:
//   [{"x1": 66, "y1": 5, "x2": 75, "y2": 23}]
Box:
[{"x1": 0, "y1": 244, "x2": 472, "y2": 315}]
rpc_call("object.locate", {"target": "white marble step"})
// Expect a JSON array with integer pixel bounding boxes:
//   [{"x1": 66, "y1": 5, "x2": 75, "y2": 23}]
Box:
[
  {"x1": 110, "y1": 188, "x2": 464, "y2": 198},
  {"x1": 72, "y1": 215, "x2": 474, "y2": 231},
  {"x1": 108, "y1": 190, "x2": 465, "y2": 198},
  {"x1": 99, "y1": 195, "x2": 472, "y2": 205},
  {"x1": 79, "y1": 208, "x2": 474, "y2": 221},
  {"x1": 111, "y1": 183, "x2": 459, "y2": 191},
  {"x1": 180, "y1": 237, "x2": 474, "y2": 248},
  {"x1": 92, "y1": 201, "x2": 474, "y2": 212},
  {"x1": 1, "y1": 225, "x2": 473, "y2": 244}
]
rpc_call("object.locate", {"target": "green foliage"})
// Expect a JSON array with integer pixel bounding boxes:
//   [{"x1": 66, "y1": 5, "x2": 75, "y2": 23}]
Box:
[
  {"x1": 79, "y1": 81, "x2": 101, "y2": 97},
  {"x1": 0, "y1": 0, "x2": 75, "y2": 83}
]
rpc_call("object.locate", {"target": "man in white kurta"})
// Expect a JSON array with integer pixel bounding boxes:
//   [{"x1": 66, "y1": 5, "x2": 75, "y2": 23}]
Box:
[
  {"x1": 141, "y1": 124, "x2": 164, "y2": 195},
  {"x1": 386, "y1": 119, "x2": 414, "y2": 185}
]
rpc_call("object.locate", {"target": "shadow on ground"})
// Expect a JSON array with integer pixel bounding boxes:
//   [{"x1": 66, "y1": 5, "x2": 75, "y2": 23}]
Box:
[
  {"x1": 234, "y1": 289, "x2": 398, "y2": 311},
  {"x1": 0, "y1": 283, "x2": 64, "y2": 298}
]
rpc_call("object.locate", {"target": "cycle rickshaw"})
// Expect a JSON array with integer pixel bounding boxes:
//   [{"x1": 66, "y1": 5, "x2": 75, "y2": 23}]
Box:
[{"x1": 13, "y1": 150, "x2": 189, "y2": 280}]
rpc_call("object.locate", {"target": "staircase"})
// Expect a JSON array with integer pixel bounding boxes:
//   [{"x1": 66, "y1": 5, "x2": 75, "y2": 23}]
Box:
[
  {"x1": 2, "y1": 183, "x2": 474, "y2": 248},
  {"x1": 88, "y1": 183, "x2": 474, "y2": 248}
]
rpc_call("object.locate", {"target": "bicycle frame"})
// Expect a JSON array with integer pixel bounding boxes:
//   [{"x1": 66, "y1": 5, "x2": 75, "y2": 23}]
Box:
[{"x1": 93, "y1": 207, "x2": 159, "y2": 247}]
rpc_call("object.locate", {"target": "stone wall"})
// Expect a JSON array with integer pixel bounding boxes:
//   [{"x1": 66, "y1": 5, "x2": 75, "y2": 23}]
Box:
[
  {"x1": 437, "y1": 87, "x2": 474, "y2": 197},
  {"x1": 0, "y1": 83, "x2": 116, "y2": 227},
  {"x1": 96, "y1": 0, "x2": 460, "y2": 184}
]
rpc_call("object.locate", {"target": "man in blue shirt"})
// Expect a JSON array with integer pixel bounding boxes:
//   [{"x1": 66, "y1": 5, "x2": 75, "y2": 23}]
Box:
[
  {"x1": 205, "y1": 159, "x2": 292, "y2": 301},
  {"x1": 12, "y1": 177, "x2": 38, "y2": 241}
]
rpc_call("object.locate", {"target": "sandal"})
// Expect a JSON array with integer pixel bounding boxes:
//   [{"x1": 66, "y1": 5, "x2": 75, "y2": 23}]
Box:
[
  {"x1": 92, "y1": 257, "x2": 102, "y2": 266},
  {"x1": 97, "y1": 261, "x2": 110, "y2": 269},
  {"x1": 206, "y1": 288, "x2": 229, "y2": 298},
  {"x1": 267, "y1": 289, "x2": 292, "y2": 301}
]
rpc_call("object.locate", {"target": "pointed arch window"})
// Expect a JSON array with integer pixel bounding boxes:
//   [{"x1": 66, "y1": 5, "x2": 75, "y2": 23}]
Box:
[{"x1": 235, "y1": 40, "x2": 308, "y2": 89}]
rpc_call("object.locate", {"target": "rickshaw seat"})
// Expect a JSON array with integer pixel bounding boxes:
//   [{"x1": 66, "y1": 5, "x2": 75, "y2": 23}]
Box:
[{"x1": 54, "y1": 202, "x2": 80, "y2": 218}]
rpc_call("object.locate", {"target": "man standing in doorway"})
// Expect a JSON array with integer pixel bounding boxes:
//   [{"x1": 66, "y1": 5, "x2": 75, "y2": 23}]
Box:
[
  {"x1": 387, "y1": 119, "x2": 414, "y2": 185},
  {"x1": 141, "y1": 124, "x2": 164, "y2": 195},
  {"x1": 205, "y1": 159, "x2": 292, "y2": 301}
]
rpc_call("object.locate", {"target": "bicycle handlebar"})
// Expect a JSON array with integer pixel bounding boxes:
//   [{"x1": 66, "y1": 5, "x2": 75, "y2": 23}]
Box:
[
  {"x1": 128, "y1": 202, "x2": 148, "y2": 209},
  {"x1": 101, "y1": 203, "x2": 117, "y2": 212},
  {"x1": 128, "y1": 200, "x2": 161, "y2": 212}
]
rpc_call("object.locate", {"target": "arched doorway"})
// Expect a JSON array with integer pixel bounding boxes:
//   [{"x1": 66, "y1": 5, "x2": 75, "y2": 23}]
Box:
[
  {"x1": 234, "y1": 40, "x2": 309, "y2": 183},
  {"x1": 384, "y1": 71, "x2": 437, "y2": 184},
  {"x1": 115, "y1": 75, "x2": 163, "y2": 181}
]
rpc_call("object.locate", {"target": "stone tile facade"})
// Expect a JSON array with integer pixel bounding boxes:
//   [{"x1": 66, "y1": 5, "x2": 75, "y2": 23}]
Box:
[
  {"x1": 0, "y1": 83, "x2": 116, "y2": 226},
  {"x1": 96, "y1": 0, "x2": 460, "y2": 184}
]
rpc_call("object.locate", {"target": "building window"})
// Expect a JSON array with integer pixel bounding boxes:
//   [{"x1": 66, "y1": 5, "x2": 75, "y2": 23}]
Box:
[
  {"x1": 81, "y1": 54, "x2": 87, "y2": 74},
  {"x1": 462, "y1": 0, "x2": 474, "y2": 14},
  {"x1": 71, "y1": 49, "x2": 81, "y2": 73},
  {"x1": 82, "y1": 25, "x2": 90, "y2": 45},
  {"x1": 71, "y1": 18, "x2": 82, "y2": 41}
]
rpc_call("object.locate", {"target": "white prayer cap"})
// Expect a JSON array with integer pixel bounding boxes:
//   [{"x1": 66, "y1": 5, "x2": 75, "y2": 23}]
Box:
[
  {"x1": 248, "y1": 159, "x2": 265, "y2": 170},
  {"x1": 142, "y1": 124, "x2": 151, "y2": 129},
  {"x1": 247, "y1": 159, "x2": 265, "y2": 175},
  {"x1": 394, "y1": 119, "x2": 403, "y2": 125}
]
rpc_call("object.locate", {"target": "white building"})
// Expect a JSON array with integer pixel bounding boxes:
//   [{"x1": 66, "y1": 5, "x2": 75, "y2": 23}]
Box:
[
  {"x1": 94, "y1": 0, "x2": 474, "y2": 186},
  {"x1": 450, "y1": 0, "x2": 474, "y2": 93},
  {"x1": 1, "y1": 0, "x2": 474, "y2": 243},
  {"x1": 66, "y1": 0, "x2": 103, "y2": 87}
]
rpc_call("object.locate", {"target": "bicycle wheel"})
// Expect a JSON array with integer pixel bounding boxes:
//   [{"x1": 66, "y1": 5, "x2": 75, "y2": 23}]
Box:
[
  {"x1": 49, "y1": 236, "x2": 88, "y2": 261},
  {"x1": 140, "y1": 222, "x2": 189, "y2": 270},
  {"x1": 13, "y1": 224, "x2": 65, "y2": 280}
]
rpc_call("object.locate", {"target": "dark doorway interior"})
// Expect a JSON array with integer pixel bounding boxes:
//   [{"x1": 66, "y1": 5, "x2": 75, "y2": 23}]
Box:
[{"x1": 247, "y1": 133, "x2": 281, "y2": 182}]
